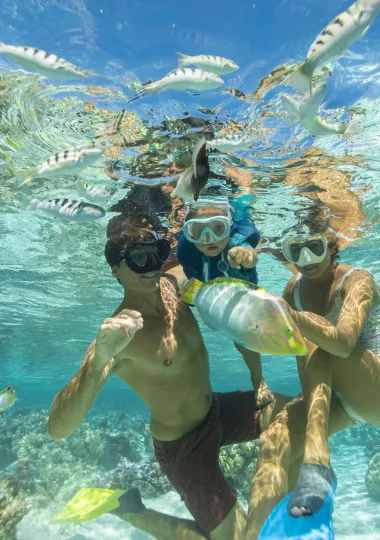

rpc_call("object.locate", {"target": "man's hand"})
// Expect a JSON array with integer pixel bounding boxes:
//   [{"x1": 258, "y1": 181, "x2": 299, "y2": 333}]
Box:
[
  {"x1": 93, "y1": 310, "x2": 143, "y2": 371},
  {"x1": 227, "y1": 246, "x2": 258, "y2": 269}
]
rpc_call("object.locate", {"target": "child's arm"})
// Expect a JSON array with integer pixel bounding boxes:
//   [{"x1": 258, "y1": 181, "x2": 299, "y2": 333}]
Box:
[{"x1": 234, "y1": 343, "x2": 275, "y2": 408}]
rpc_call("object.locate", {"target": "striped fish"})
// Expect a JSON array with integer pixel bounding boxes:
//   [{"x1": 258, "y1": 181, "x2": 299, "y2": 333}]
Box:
[
  {"x1": 281, "y1": 83, "x2": 361, "y2": 136},
  {"x1": 0, "y1": 387, "x2": 16, "y2": 412},
  {"x1": 206, "y1": 132, "x2": 252, "y2": 152},
  {"x1": 21, "y1": 197, "x2": 105, "y2": 222},
  {"x1": 76, "y1": 179, "x2": 109, "y2": 204},
  {"x1": 143, "y1": 68, "x2": 224, "y2": 95},
  {"x1": 0, "y1": 42, "x2": 85, "y2": 79},
  {"x1": 16, "y1": 146, "x2": 104, "y2": 187},
  {"x1": 181, "y1": 277, "x2": 307, "y2": 356},
  {"x1": 284, "y1": 0, "x2": 380, "y2": 95},
  {"x1": 176, "y1": 52, "x2": 239, "y2": 75}
]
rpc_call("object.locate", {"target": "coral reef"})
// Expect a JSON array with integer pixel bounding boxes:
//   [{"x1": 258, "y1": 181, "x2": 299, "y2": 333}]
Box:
[
  {"x1": 0, "y1": 408, "x2": 153, "y2": 509},
  {"x1": 0, "y1": 406, "x2": 261, "y2": 526},
  {"x1": 0, "y1": 477, "x2": 29, "y2": 539},
  {"x1": 219, "y1": 441, "x2": 259, "y2": 500},
  {"x1": 329, "y1": 423, "x2": 380, "y2": 455}
]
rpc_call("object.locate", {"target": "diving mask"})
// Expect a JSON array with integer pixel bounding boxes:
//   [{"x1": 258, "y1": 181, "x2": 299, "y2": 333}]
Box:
[
  {"x1": 117, "y1": 237, "x2": 171, "y2": 274},
  {"x1": 282, "y1": 235, "x2": 328, "y2": 267},
  {"x1": 183, "y1": 215, "x2": 231, "y2": 244}
]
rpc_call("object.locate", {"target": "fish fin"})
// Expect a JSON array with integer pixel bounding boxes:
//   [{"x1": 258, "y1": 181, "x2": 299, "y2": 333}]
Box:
[
  {"x1": 192, "y1": 136, "x2": 207, "y2": 178},
  {"x1": 15, "y1": 169, "x2": 33, "y2": 188},
  {"x1": 142, "y1": 81, "x2": 159, "y2": 96},
  {"x1": 20, "y1": 196, "x2": 39, "y2": 211},
  {"x1": 180, "y1": 278, "x2": 204, "y2": 304},
  {"x1": 52, "y1": 488, "x2": 126, "y2": 524},
  {"x1": 58, "y1": 221, "x2": 68, "y2": 250},
  {"x1": 300, "y1": 83, "x2": 328, "y2": 120},
  {"x1": 281, "y1": 94, "x2": 300, "y2": 123},
  {"x1": 175, "y1": 52, "x2": 190, "y2": 67},
  {"x1": 283, "y1": 62, "x2": 313, "y2": 96},
  {"x1": 343, "y1": 120, "x2": 361, "y2": 136}
]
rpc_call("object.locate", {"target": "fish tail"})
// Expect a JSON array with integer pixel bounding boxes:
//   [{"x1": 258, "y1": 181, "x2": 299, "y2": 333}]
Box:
[
  {"x1": 283, "y1": 62, "x2": 313, "y2": 95},
  {"x1": 15, "y1": 169, "x2": 33, "y2": 188},
  {"x1": 58, "y1": 221, "x2": 68, "y2": 250},
  {"x1": 20, "y1": 195, "x2": 39, "y2": 211},
  {"x1": 281, "y1": 94, "x2": 300, "y2": 124},
  {"x1": 175, "y1": 52, "x2": 190, "y2": 67},
  {"x1": 180, "y1": 278, "x2": 204, "y2": 304},
  {"x1": 343, "y1": 120, "x2": 361, "y2": 136}
]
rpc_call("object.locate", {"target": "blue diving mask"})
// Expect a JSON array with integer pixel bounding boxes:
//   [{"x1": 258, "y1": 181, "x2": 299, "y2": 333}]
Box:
[{"x1": 183, "y1": 215, "x2": 231, "y2": 245}]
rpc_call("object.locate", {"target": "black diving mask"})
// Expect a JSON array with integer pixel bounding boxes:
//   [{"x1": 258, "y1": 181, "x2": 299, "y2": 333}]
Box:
[{"x1": 117, "y1": 238, "x2": 171, "y2": 274}]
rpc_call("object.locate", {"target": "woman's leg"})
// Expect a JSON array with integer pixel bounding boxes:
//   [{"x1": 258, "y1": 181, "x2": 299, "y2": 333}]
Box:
[
  {"x1": 245, "y1": 397, "x2": 307, "y2": 539},
  {"x1": 298, "y1": 346, "x2": 333, "y2": 467},
  {"x1": 331, "y1": 344, "x2": 380, "y2": 425},
  {"x1": 245, "y1": 390, "x2": 354, "y2": 538}
]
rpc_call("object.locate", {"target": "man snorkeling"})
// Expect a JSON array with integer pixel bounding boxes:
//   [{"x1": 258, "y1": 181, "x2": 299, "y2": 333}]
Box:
[
  {"x1": 48, "y1": 213, "x2": 298, "y2": 540},
  {"x1": 176, "y1": 198, "x2": 273, "y2": 407}
]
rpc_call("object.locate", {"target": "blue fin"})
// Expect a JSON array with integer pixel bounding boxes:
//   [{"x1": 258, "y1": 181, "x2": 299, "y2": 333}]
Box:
[{"x1": 258, "y1": 479, "x2": 336, "y2": 539}]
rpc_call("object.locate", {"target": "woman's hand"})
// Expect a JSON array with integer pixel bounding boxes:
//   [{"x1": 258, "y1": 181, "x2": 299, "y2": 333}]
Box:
[{"x1": 228, "y1": 246, "x2": 258, "y2": 269}]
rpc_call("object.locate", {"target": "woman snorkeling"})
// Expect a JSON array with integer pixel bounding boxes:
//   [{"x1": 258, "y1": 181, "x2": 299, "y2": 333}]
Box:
[
  {"x1": 176, "y1": 198, "x2": 274, "y2": 407},
  {"x1": 279, "y1": 232, "x2": 380, "y2": 517}
]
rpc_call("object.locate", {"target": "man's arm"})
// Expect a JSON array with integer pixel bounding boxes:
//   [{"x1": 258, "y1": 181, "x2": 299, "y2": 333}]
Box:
[
  {"x1": 48, "y1": 342, "x2": 112, "y2": 440},
  {"x1": 48, "y1": 310, "x2": 143, "y2": 440}
]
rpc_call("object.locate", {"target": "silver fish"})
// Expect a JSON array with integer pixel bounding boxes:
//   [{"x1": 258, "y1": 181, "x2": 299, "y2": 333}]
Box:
[
  {"x1": 281, "y1": 83, "x2": 360, "y2": 136},
  {"x1": 21, "y1": 197, "x2": 105, "y2": 222},
  {"x1": 0, "y1": 42, "x2": 86, "y2": 80},
  {"x1": 0, "y1": 387, "x2": 16, "y2": 412},
  {"x1": 16, "y1": 146, "x2": 104, "y2": 187},
  {"x1": 0, "y1": 161, "x2": 9, "y2": 170},
  {"x1": 176, "y1": 52, "x2": 239, "y2": 75},
  {"x1": 143, "y1": 68, "x2": 224, "y2": 95},
  {"x1": 171, "y1": 137, "x2": 210, "y2": 202},
  {"x1": 76, "y1": 179, "x2": 109, "y2": 204},
  {"x1": 206, "y1": 132, "x2": 252, "y2": 152},
  {"x1": 284, "y1": 0, "x2": 380, "y2": 94},
  {"x1": 181, "y1": 278, "x2": 308, "y2": 356}
]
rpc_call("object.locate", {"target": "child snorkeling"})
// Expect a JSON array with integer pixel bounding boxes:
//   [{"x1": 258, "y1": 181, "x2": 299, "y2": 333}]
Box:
[{"x1": 176, "y1": 198, "x2": 274, "y2": 407}]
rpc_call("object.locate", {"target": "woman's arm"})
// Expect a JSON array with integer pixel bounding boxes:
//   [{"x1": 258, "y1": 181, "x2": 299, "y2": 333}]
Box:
[{"x1": 288, "y1": 272, "x2": 376, "y2": 358}]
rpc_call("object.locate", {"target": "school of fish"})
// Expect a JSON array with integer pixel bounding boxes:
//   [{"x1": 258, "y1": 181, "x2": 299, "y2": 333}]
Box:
[{"x1": 180, "y1": 277, "x2": 308, "y2": 356}]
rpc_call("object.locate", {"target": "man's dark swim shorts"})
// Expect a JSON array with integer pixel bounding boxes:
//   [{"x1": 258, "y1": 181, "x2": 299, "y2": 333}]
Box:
[{"x1": 153, "y1": 390, "x2": 261, "y2": 535}]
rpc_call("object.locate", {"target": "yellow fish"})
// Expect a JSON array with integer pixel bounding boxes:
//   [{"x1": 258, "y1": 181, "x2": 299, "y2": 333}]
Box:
[{"x1": 181, "y1": 278, "x2": 307, "y2": 356}]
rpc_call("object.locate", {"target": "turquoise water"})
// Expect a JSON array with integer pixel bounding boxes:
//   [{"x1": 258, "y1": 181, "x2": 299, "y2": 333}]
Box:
[{"x1": 1, "y1": 0, "x2": 380, "y2": 537}]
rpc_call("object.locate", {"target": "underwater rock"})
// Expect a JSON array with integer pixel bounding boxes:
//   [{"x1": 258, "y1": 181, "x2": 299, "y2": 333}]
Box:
[
  {"x1": 0, "y1": 477, "x2": 29, "y2": 539},
  {"x1": 366, "y1": 452, "x2": 380, "y2": 500},
  {"x1": 103, "y1": 458, "x2": 172, "y2": 499},
  {"x1": 330, "y1": 424, "x2": 380, "y2": 458}
]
